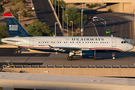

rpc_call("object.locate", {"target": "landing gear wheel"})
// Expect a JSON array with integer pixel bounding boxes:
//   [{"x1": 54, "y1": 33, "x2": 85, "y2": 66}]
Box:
[
  {"x1": 14, "y1": 47, "x2": 21, "y2": 54},
  {"x1": 112, "y1": 53, "x2": 116, "y2": 60},
  {"x1": 67, "y1": 56, "x2": 73, "y2": 61}
]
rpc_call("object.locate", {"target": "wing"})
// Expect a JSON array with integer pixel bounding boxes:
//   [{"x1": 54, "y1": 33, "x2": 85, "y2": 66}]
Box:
[{"x1": 52, "y1": 46, "x2": 89, "y2": 52}]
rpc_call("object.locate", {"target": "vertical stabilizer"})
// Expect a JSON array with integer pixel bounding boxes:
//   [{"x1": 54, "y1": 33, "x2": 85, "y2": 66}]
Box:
[{"x1": 3, "y1": 13, "x2": 31, "y2": 37}]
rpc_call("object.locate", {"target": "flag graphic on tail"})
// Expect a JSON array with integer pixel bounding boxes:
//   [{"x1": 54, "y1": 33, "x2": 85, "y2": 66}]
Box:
[{"x1": 3, "y1": 13, "x2": 31, "y2": 37}]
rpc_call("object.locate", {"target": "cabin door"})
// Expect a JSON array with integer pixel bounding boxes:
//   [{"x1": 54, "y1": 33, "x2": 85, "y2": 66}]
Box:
[
  {"x1": 29, "y1": 38, "x2": 34, "y2": 47},
  {"x1": 112, "y1": 38, "x2": 116, "y2": 47}
]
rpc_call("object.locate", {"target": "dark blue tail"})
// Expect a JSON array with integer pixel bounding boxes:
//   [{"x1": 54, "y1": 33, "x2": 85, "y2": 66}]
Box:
[{"x1": 3, "y1": 13, "x2": 31, "y2": 37}]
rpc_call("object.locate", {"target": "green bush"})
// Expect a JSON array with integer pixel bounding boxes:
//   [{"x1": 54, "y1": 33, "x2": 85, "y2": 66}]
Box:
[
  {"x1": 10, "y1": 11, "x2": 19, "y2": 21},
  {"x1": 3, "y1": 1, "x2": 8, "y2": 4},
  {"x1": 21, "y1": 0, "x2": 26, "y2": 4},
  {"x1": 0, "y1": 23, "x2": 9, "y2": 44},
  {"x1": 0, "y1": 4, "x2": 4, "y2": 13},
  {"x1": 7, "y1": 0, "x2": 11, "y2": 2},
  {"x1": 64, "y1": 7, "x2": 87, "y2": 25},
  {"x1": 27, "y1": 13, "x2": 33, "y2": 17},
  {"x1": 108, "y1": 8, "x2": 113, "y2": 12},
  {"x1": 12, "y1": 0, "x2": 21, "y2": 3},
  {"x1": 88, "y1": 5, "x2": 93, "y2": 9},
  {"x1": 22, "y1": 10, "x2": 27, "y2": 17},
  {"x1": 88, "y1": 3, "x2": 101, "y2": 9},
  {"x1": 11, "y1": 2, "x2": 15, "y2": 6},
  {"x1": 27, "y1": 7, "x2": 33, "y2": 12},
  {"x1": 26, "y1": 20, "x2": 53, "y2": 36},
  {"x1": 12, "y1": 0, "x2": 26, "y2": 3}
]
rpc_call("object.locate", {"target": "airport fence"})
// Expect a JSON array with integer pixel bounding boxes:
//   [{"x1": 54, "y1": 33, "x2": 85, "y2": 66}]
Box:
[{"x1": 2, "y1": 65, "x2": 135, "y2": 68}]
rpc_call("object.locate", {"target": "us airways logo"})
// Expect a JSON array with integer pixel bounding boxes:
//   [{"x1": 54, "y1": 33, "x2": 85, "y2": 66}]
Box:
[
  {"x1": 9, "y1": 25, "x2": 18, "y2": 31},
  {"x1": 72, "y1": 38, "x2": 104, "y2": 41}
]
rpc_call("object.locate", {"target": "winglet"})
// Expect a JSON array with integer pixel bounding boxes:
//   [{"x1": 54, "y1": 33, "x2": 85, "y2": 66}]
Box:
[{"x1": 3, "y1": 13, "x2": 13, "y2": 17}]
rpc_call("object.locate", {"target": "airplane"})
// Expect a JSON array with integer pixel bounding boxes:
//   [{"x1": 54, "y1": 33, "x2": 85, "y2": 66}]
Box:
[{"x1": 1, "y1": 13, "x2": 134, "y2": 61}]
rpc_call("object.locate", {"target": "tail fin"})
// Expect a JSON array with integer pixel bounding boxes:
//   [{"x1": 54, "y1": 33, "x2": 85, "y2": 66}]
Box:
[{"x1": 3, "y1": 13, "x2": 31, "y2": 37}]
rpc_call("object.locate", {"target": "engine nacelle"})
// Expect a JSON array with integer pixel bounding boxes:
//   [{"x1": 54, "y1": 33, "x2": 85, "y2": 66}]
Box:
[{"x1": 81, "y1": 50, "x2": 95, "y2": 58}]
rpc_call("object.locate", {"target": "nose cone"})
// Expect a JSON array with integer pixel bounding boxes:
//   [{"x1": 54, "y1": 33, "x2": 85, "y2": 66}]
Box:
[{"x1": 129, "y1": 44, "x2": 134, "y2": 51}]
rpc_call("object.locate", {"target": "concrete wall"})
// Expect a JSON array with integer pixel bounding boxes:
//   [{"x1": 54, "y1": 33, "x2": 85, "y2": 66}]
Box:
[
  {"x1": 63, "y1": 0, "x2": 135, "y2": 13},
  {"x1": 3, "y1": 68, "x2": 135, "y2": 77},
  {"x1": 1, "y1": 79, "x2": 135, "y2": 90},
  {"x1": 63, "y1": 0, "x2": 132, "y2": 3},
  {"x1": 106, "y1": 3, "x2": 121, "y2": 12},
  {"x1": 123, "y1": 3, "x2": 131, "y2": 10},
  {"x1": 106, "y1": 2, "x2": 133, "y2": 12}
]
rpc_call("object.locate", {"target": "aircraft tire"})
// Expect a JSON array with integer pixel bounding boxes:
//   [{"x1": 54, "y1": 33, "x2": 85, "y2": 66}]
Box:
[{"x1": 67, "y1": 56, "x2": 73, "y2": 61}]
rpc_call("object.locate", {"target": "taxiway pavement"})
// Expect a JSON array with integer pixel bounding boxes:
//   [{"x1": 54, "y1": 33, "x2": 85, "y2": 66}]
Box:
[
  {"x1": 0, "y1": 48, "x2": 135, "y2": 66},
  {"x1": 43, "y1": 53, "x2": 135, "y2": 65}
]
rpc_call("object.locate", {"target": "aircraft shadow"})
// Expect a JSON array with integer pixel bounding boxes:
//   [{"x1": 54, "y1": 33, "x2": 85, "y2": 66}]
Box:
[{"x1": 72, "y1": 52, "x2": 135, "y2": 61}]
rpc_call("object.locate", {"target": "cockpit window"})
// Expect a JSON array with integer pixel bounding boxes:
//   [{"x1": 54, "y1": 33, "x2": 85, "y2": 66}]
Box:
[
  {"x1": 121, "y1": 40, "x2": 128, "y2": 44},
  {"x1": 125, "y1": 40, "x2": 128, "y2": 43}
]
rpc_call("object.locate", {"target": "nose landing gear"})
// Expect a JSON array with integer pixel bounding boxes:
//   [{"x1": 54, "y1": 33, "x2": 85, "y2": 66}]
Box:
[
  {"x1": 112, "y1": 53, "x2": 115, "y2": 60},
  {"x1": 14, "y1": 47, "x2": 21, "y2": 53}
]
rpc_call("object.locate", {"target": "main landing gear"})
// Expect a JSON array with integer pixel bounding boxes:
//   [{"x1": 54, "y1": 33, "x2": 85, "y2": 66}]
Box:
[
  {"x1": 112, "y1": 53, "x2": 115, "y2": 60},
  {"x1": 67, "y1": 56, "x2": 73, "y2": 61},
  {"x1": 67, "y1": 52, "x2": 74, "y2": 61}
]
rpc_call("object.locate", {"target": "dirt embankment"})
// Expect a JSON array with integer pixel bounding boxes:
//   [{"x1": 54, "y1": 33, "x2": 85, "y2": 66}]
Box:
[{"x1": 1, "y1": 0, "x2": 38, "y2": 29}]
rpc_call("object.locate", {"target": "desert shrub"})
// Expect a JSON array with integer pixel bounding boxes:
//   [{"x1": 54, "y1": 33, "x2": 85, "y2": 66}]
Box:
[
  {"x1": 26, "y1": 20, "x2": 53, "y2": 36},
  {"x1": 3, "y1": 1, "x2": 8, "y2": 4},
  {"x1": 27, "y1": 13, "x2": 33, "y2": 17},
  {"x1": 11, "y1": 2, "x2": 15, "y2": 6},
  {"x1": 0, "y1": 4, "x2": 4, "y2": 13},
  {"x1": 21, "y1": 0, "x2": 26, "y2": 4},
  {"x1": 10, "y1": 11, "x2": 19, "y2": 21},
  {"x1": 22, "y1": 10, "x2": 27, "y2": 17},
  {"x1": 0, "y1": 23, "x2": 9, "y2": 44},
  {"x1": 27, "y1": 7, "x2": 33, "y2": 12}
]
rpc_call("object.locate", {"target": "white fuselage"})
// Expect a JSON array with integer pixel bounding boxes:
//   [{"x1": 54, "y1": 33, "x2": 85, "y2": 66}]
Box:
[{"x1": 1, "y1": 36, "x2": 134, "y2": 52}]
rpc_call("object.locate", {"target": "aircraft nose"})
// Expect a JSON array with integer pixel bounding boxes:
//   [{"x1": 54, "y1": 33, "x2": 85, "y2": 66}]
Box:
[{"x1": 130, "y1": 44, "x2": 134, "y2": 50}]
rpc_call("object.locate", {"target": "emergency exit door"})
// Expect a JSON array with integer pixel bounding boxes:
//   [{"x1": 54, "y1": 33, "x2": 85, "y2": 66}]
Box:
[{"x1": 112, "y1": 38, "x2": 116, "y2": 47}]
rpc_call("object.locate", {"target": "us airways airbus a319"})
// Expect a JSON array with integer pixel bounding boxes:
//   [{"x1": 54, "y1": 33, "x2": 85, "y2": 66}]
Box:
[{"x1": 1, "y1": 13, "x2": 134, "y2": 61}]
